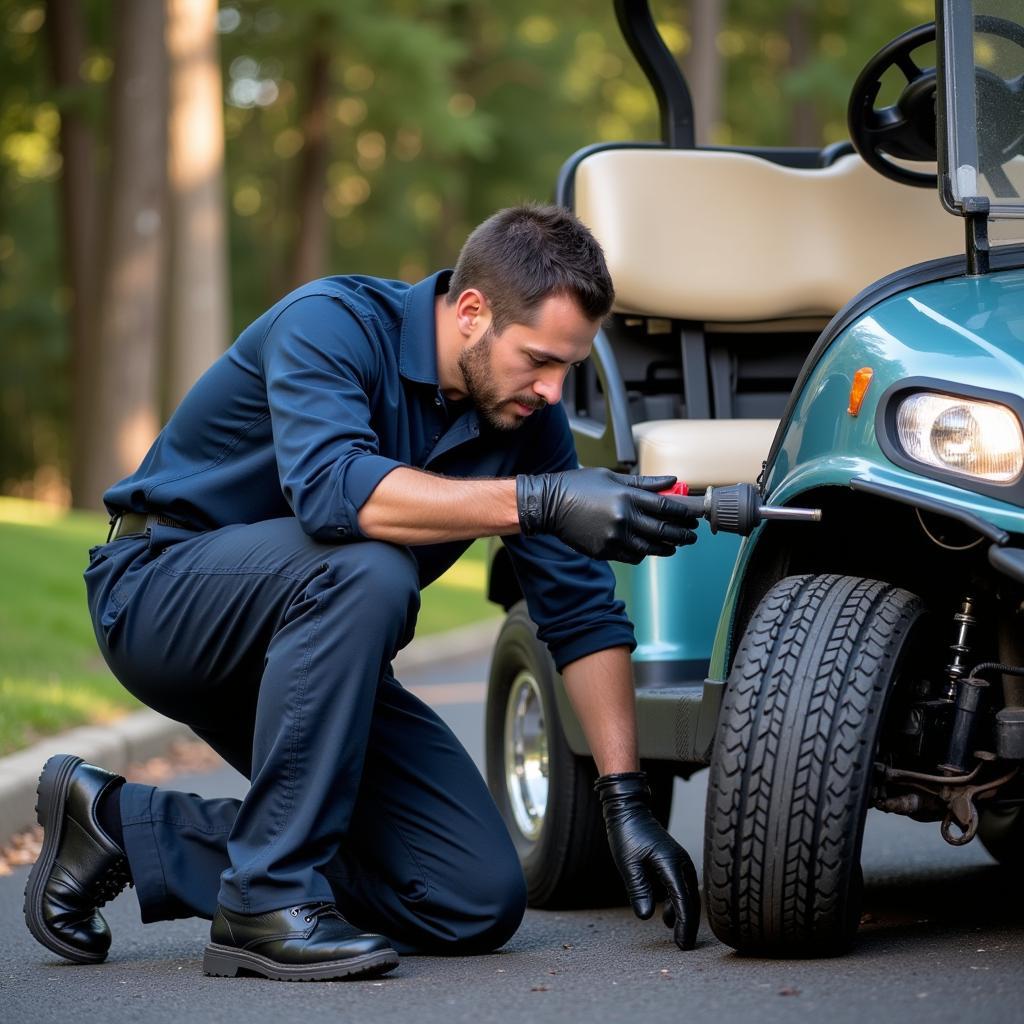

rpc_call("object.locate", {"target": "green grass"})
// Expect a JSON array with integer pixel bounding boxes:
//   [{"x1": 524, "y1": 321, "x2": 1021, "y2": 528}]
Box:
[{"x1": 0, "y1": 498, "x2": 498, "y2": 756}]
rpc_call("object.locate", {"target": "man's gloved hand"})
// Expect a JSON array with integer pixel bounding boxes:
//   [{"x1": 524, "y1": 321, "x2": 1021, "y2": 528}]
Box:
[
  {"x1": 595, "y1": 770, "x2": 700, "y2": 950},
  {"x1": 516, "y1": 469, "x2": 698, "y2": 563}
]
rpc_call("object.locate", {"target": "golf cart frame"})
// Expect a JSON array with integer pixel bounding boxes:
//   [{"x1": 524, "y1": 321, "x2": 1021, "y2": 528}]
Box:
[{"x1": 485, "y1": 0, "x2": 1024, "y2": 954}]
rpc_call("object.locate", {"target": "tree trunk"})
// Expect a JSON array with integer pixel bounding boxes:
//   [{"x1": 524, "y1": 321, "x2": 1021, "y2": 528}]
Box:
[
  {"x1": 685, "y1": 0, "x2": 725, "y2": 146},
  {"x1": 85, "y1": 0, "x2": 168, "y2": 512},
  {"x1": 46, "y1": 0, "x2": 98, "y2": 509},
  {"x1": 164, "y1": 0, "x2": 229, "y2": 414},
  {"x1": 786, "y1": 5, "x2": 820, "y2": 147},
  {"x1": 289, "y1": 25, "x2": 332, "y2": 290}
]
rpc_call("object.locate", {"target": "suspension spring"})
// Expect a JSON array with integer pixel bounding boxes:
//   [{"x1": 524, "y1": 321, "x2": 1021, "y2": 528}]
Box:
[{"x1": 944, "y1": 596, "x2": 977, "y2": 700}]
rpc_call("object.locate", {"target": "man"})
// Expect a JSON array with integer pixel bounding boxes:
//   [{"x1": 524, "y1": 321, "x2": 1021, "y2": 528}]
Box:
[{"x1": 24, "y1": 204, "x2": 701, "y2": 982}]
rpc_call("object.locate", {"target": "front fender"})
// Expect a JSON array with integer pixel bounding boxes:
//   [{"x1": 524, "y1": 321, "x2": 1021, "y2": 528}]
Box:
[{"x1": 710, "y1": 269, "x2": 1024, "y2": 680}]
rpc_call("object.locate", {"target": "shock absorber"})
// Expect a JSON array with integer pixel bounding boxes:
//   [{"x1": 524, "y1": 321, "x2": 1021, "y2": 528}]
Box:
[
  {"x1": 942, "y1": 660, "x2": 1024, "y2": 772},
  {"x1": 944, "y1": 596, "x2": 977, "y2": 700}
]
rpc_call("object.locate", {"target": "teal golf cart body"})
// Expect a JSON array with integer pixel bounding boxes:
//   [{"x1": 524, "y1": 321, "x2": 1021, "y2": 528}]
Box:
[{"x1": 484, "y1": 0, "x2": 1024, "y2": 955}]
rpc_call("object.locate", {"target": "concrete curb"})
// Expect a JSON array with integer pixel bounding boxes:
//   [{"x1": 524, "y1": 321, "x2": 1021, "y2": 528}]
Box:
[
  {"x1": 0, "y1": 617, "x2": 503, "y2": 844},
  {"x1": 0, "y1": 712, "x2": 195, "y2": 845}
]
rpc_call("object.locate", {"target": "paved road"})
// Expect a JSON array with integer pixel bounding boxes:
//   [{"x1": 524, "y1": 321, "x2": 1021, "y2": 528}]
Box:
[{"x1": 2, "y1": 650, "x2": 1022, "y2": 1024}]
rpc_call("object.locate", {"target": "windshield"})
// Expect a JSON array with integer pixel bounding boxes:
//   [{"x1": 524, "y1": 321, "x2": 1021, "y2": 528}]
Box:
[{"x1": 941, "y1": 0, "x2": 1024, "y2": 217}]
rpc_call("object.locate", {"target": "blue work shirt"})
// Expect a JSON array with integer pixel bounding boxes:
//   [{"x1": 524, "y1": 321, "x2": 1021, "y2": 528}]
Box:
[{"x1": 104, "y1": 271, "x2": 636, "y2": 670}]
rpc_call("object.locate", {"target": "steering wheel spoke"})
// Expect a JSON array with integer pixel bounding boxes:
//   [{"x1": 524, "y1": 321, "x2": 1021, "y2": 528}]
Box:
[
  {"x1": 850, "y1": 17, "x2": 1024, "y2": 190},
  {"x1": 895, "y1": 51, "x2": 923, "y2": 82},
  {"x1": 848, "y1": 22, "x2": 939, "y2": 188}
]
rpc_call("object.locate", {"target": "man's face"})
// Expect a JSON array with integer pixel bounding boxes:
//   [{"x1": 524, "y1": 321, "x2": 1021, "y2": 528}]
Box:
[{"x1": 457, "y1": 293, "x2": 598, "y2": 431}]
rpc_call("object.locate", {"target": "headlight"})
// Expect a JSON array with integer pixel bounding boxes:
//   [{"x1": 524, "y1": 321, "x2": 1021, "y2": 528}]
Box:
[{"x1": 895, "y1": 392, "x2": 1024, "y2": 483}]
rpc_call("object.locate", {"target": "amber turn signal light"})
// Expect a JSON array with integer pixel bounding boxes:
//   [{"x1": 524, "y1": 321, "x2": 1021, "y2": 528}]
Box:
[{"x1": 848, "y1": 367, "x2": 873, "y2": 416}]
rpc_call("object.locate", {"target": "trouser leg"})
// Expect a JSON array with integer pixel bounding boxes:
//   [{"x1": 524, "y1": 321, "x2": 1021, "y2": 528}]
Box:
[
  {"x1": 119, "y1": 784, "x2": 240, "y2": 922},
  {"x1": 118, "y1": 674, "x2": 526, "y2": 951},
  {"x1": 329, "y1": 676, "x2": 527, "y2": 953},
  {"x1": 118, "y1": 709, "x2": 258, "y2": 923},
  {"x1": 87, "y1": 518, "x2": 420, "y2": 918}
]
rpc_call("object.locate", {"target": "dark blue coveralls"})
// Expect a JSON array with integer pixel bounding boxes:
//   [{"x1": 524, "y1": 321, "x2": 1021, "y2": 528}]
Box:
[{"x1": 84, "y1": 270, "x2": 636, "y2": 953}]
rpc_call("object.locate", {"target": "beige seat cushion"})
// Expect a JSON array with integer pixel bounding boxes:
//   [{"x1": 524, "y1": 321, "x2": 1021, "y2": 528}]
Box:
[
  {"x1": 633, "y1": 418, "x2": 780, "y2": 489},
  {"x1": 574, "y1": 149, "x2": 964, "y2": 323}
]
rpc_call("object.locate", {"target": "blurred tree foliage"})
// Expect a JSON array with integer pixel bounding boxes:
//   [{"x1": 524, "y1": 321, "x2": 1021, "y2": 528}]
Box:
[{"x1": 0, "y1": 0, "x2": 938, "y2": 501}]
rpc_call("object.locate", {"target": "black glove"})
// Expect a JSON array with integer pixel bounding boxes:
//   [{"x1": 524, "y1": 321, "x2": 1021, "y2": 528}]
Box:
[
  {"x1": 516, "y1": 469, "x2": 699, "y2": 563},
  {"x1": 595, "y1": 770, "x2": 700, "y2": 950}
]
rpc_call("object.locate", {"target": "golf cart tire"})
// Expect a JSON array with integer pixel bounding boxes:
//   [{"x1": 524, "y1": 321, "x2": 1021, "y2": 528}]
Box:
[
  {"x1": 485, "y1": 600, "x2": 671, "y2": 908},
  {"x1": 704, "y1": 574, "x2": 925, "y2": 956}
]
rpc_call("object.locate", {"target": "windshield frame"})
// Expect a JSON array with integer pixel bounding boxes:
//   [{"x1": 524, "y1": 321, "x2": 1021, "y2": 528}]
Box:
[{"x1": 937, "y1": 0, "x2": 1024, "y2": 218}]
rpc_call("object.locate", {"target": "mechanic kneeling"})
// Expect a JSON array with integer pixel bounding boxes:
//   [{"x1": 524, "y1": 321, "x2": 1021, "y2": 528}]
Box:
[{"x1": 24, "y1": 204, "x2": 701, "y2": 982}]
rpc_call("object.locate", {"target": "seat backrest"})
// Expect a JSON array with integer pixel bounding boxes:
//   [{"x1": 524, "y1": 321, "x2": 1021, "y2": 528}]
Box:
[{"x1": 573, "y1": 149, "x2": 965, "y2": 324}]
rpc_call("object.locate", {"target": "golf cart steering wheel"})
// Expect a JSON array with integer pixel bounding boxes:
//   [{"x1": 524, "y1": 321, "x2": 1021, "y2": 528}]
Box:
[
  {"x1": 849, "y1": 17, "x2": 1024, "y2": 190},
  {"x1": 847, "y1": 23, "x2": 940, "y2": 188}
]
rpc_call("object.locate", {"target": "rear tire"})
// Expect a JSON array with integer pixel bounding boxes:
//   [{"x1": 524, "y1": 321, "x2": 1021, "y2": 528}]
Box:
[
  {"x1": 485, "y1": 601, "x2": 671, "y2": 908},
  {"x1": 704, "y1": 574, "x2": 926, "y2": 956}
]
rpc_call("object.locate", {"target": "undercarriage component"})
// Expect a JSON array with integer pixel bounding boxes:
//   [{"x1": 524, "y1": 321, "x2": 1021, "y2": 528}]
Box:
[
  {"x1": 950, "y1": 662, "x2": 1024, "y2": 766},
  {"x1": 943, "y1": 596, "x2": 977, "y2": 699},
  {"x1": 939, "y1": 765, "x2": 1019, "y2": 845},
  {"x1": 875, "y1": 792, "x2": 925, "y2": 815},
  {"x1": 996, "y1": 707, "x2": 1024, "y2": 758},
  {"x1": 940, "y1": 675, "x2": 989, "y2": 773},
  {"x1": 875, "y1": 758, "x2": 1020, "y2": 845},
  {"x1": 877, "y1": 597, "x2": 1024, "y2": 845},
  {"x1": 877, "y1": 660, "x2": 1024, "y2": 845}
]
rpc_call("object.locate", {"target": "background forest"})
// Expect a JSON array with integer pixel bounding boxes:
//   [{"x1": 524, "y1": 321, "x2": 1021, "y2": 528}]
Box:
[{"x1": 1, "y1": 0, "x2": 934, "y2": 512}]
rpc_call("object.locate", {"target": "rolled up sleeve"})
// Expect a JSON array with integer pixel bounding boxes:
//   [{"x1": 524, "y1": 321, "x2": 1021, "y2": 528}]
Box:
[
  {"x1": 260, "y1": 295, "x2": 404, "y2": 542},
  {"x1": 503, "y1": 404, "x2": 636, "y2": 672}
]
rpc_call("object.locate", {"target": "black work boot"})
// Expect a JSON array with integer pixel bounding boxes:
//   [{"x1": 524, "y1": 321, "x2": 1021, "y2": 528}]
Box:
[
  {"x1": 23, "y1": 754, "x2": 133, "y2": 964},
  {"x1": 204, "y1": 902, "x2": 399, "y2": 981}
]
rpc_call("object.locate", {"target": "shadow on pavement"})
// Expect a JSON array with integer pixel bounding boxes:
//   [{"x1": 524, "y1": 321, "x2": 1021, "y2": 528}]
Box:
[{"x1": 858, "y1": 862, "x2": 1023, "y2": 941}]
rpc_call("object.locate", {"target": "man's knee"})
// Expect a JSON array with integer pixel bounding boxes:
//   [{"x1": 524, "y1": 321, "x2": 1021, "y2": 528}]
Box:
[
  {"x1": 426, "y1": 852, "x2": 527, "y2": 955},
  {"x1": 304, "y1": 540, "x2": 420, "y2": 632},
  {"x1": 459, "y1": 871, "x2": 528, "y2": 954}
]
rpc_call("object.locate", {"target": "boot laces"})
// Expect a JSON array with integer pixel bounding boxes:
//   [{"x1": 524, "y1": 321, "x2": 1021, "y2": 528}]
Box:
[
  {"x1": 298, "y1": 902, "x2": 344, "y2": 925},
  {"x1": 90, "y1": 858, "x2": 132, "y2": 907}
]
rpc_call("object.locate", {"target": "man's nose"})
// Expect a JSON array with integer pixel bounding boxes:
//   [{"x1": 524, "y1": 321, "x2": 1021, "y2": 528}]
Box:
[{"x1": 533, "y1": 370, "x2": 565, "y2": 406}]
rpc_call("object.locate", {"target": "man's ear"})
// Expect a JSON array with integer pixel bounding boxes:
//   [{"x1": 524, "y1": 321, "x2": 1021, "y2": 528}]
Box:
[{"x1": 454, "y1": 288, "x2": 492, "y2": 339}]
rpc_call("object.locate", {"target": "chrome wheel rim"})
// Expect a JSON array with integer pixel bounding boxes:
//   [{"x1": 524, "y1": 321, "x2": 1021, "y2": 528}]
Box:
[{"x1": 504, "y1": 669, "x2": 549, "y2": 841}]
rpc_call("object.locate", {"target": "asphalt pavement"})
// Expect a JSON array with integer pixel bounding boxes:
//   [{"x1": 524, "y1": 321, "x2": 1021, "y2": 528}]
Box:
[{"x1": 2, "y1": 650, "x2": 1022, "y2": 1024}]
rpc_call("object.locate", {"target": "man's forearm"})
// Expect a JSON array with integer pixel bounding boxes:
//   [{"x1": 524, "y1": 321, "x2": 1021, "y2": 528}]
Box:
[
  {"x1": 561, "y1": 645, "x2": 638, "y2": 776},
  {"x1": 357, "y1": 466, "x2": 520, "y2": 544}
]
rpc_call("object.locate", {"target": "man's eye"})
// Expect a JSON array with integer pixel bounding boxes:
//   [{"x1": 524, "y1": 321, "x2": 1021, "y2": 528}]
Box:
[{"x1": 528, "y1": 354, "x2": 546, "y2": 367}]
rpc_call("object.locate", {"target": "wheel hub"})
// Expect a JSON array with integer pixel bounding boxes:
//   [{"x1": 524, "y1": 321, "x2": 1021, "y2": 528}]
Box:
[{"x1": 504, "y1": 669, "x2": 549, "y2": 840}]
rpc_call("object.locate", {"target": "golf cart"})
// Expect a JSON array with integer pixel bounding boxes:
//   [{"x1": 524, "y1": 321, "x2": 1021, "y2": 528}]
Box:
[{"x1": 483, "y1": 0, "x2": 1024, "y2": 955}]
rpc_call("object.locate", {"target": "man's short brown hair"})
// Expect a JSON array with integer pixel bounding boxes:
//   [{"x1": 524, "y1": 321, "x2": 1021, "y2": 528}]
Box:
[{"x1": 446, "y1": 204, "x2": 615, "y2": 332}]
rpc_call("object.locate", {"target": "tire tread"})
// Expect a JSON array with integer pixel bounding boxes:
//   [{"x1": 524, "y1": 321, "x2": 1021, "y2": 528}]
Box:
[{"x1": 704, "y1": 574, "x2": 923, "y2": 955}]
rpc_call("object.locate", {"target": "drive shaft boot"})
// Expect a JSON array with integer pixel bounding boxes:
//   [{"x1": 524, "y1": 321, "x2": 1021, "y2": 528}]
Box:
[
  {"x1": 204, "y1": 902, "x2": 399, "y2": 981},
  {"x1": 23, "y1": 754, "x2": 133, "y2": 964}
]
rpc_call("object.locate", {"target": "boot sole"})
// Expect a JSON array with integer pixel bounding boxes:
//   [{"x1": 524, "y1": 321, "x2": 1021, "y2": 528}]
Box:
[
  {"x1": 203, "y1": 943, "x2": 399, "y2": 981},
  {"x1": 23, "y1": 754, "x2": 108, "y2": 965}
]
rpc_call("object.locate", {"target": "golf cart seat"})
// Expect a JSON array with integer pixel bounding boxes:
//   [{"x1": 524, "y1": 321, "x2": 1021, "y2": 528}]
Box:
[
  {"x1": 568, "y1": 146, "x2": 966, "y2": 485},
  {"x1": 633, "y1": 418, "x2": 779, "y2": 488},
  {"x1": 575, "y1": 148, "x2": 963, "y2": 322}
]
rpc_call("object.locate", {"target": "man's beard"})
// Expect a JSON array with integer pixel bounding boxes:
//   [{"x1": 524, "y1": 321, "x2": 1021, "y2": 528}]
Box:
[{"x1": 457, "y1": 326, "x2": 545, "y2": 431}]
